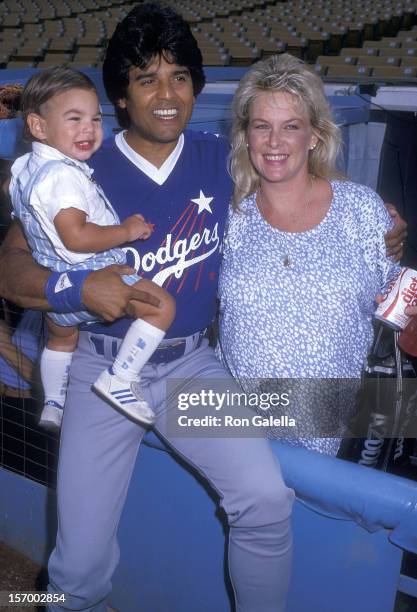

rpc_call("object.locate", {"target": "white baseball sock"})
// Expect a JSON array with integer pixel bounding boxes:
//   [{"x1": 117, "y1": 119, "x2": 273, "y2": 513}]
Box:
[
  {"x1": 112, "y1": 319, "x2": 165, "y2": 382},
  {"x1": 40, "y1": 347, "x2": 73, "y2": 408}
]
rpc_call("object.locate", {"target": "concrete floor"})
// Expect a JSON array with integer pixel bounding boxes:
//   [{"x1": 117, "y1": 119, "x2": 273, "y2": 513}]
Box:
[
  {"x1": 0, "y1": 541, "x2": 43, "y2": 612},
  {"x1": 1, "y1": 539, "x2": 416, "y2": 612}
]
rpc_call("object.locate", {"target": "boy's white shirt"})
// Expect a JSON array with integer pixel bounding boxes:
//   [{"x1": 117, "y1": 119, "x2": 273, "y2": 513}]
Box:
[{"x1": 10, "y1": 142, "x2": 119, "y2": 265}]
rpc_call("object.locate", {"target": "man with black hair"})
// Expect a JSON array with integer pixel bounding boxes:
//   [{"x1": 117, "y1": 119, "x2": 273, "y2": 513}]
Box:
[{"x1": 0, "y1": 4, "x2": 295, "y2": 611}]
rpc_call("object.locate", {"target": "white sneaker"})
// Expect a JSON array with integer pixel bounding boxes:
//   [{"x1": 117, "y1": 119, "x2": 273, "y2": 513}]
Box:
[
  {"x1": 38, "y1": 401, "x2": 63, "y2": 433},
  {"x1": 93, "y1": 369, "x2": 155, "y2": 426}
]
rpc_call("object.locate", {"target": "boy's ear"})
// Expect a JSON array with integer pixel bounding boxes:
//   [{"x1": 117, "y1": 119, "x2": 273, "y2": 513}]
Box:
[{"x1": 26, "y1": 113, "x2": 47, "y2": 140}]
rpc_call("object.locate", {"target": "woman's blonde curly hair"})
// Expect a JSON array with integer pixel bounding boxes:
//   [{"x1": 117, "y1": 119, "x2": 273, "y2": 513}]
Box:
[{"x1": 229, "y1": 53, "x2": 343, "y2": 208}]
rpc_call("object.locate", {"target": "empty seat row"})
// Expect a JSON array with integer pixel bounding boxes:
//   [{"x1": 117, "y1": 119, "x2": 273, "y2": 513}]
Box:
[
  {"x1": 317, "y1": 52, "x2": 417, "y2": 64},
  {"x1": 316, "y1": 63, "x2": 417, "y2": 80},
  {"x1": 1, "y1": 0, "x2": 417, "y2": 67}
]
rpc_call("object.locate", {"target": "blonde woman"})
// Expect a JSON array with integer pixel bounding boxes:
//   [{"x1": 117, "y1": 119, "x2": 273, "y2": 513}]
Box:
[{"x1": 218, "y1": 54, "x2": 400, "y2": 455}]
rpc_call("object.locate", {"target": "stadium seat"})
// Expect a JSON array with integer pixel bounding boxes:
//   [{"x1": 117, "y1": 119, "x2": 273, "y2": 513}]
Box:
[
  {"x1": 372, "y1": 65, "x2": 417, "y2": 79},
  {"x1": 357, "y1": 55, "x2": 401, "y2": 66},
  {"x1": 326, "y1": 64, "x2": 372, "y2": 78}
]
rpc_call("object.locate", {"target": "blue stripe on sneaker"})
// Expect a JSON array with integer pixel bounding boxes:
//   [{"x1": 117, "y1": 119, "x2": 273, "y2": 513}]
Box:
[
  {"x1": 110, "y1": 389, "x2": 139, "y2": 404},
  {"x1": 44, "y1": 400, "x2": 64, "y2": 411},
  {"x1": 111, "y1": 389, "x2": 132, "y2": 397}
]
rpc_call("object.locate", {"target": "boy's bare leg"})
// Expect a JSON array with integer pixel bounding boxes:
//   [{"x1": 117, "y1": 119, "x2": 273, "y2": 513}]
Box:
[
  {"x1": 128, "y1": 279, "x2": 176, "y2": 330},
  {"x1": 93, "y1": 280, "x2": 175, "y2": 426},
  {"x1": 39, "y1": 319, "x2": 78, "y2": 432},
  {"x1": 46, "y1": 318, "x2": 79, "y2": 351}
]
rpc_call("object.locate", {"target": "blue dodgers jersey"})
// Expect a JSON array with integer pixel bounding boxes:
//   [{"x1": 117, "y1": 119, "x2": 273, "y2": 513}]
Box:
[{"x1": 82, "y1": 130, "x2": 232, "y2": 339}]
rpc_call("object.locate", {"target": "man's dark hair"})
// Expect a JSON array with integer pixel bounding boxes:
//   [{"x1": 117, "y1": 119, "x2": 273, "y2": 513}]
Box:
[{"x1": 103, "y1": 3, "x2": 205, "y2": 128}]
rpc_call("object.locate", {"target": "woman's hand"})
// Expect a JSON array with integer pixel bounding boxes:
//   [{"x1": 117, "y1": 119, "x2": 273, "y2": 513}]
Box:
[
  {"x1": 399, "y1": 307, "x2": 417, "y2": 356},
  {"x1": 384, "y1": 203, "x2": 407, "y2": 261},
  {"x1": 373, "y1": 301, "x2": 417, "y2": 356}
]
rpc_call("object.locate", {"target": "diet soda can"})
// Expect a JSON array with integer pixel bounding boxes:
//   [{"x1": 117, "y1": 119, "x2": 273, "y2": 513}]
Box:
[{"x1": 375, "y1": 267, "x2": 417, "y2": 330}]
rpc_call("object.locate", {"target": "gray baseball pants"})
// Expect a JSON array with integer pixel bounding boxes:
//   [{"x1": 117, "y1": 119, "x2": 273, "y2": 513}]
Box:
[{"x1": 47, "y1": 331, "x2": 294, "y2": 611}]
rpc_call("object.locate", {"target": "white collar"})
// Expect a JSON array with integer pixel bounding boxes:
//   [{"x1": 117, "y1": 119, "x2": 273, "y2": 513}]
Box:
[
  {"x1": 31, "y1": 141, "x2": 93, "y2": 176},
  {"x1": 115, "y1": 131, "x2": 184, "y2": 185}
]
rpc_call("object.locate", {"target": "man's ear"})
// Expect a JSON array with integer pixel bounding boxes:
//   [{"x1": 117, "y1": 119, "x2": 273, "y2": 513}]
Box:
[
  {"x1": 26, "y1": 113, "x2": 47, "y2": 140},
  {"x1": 117, "y1": 98, "x2": 127, "y2": 109}
]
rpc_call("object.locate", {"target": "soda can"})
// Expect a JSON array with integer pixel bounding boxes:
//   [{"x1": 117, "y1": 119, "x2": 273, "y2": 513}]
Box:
[
  {"x1": 399, "y1": 316, "x2": 417, "y2": 357},
  {"x1": 375, "y1": 267, "x2": 417, "y2": 330}
]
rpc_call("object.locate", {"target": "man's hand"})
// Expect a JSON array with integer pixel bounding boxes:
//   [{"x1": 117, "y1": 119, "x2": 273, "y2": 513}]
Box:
[
  {"x1": 82, "y1": 265, "x2": 160, "y2": 322},
  {"x1": 0, "y1": 223, "x2": 160, "y2": 320},
  {"x1": 384, "y1": 203, "x2": 407, "y2": 261}
]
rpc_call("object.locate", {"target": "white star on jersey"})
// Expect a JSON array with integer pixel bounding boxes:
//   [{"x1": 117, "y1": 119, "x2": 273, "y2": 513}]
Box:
[{"x1": 191, "y1": 190, "x2": 214, "y2": 214}]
